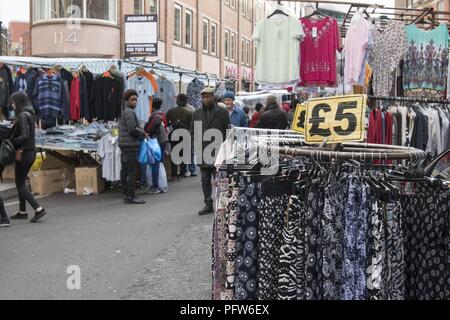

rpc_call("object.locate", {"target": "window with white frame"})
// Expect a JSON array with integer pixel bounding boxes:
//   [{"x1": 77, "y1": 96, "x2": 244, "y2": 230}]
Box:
[
  {"x1": 134, "y1": 0, "x2": 144, "y2": 14},
  {"x1": 185, "y1": 9, "x2": 193, "y2": 47},
  {"x1": 149, "y1": 0, "x2": 158, "y2": 14},
  {"x1": 203, "y1": 19, "x2": 209, "y2": 53},
  {"x1": 211, "y1": 22, "x2": 217, "y2": 55},
  {"x1": 241, "y1": 37, "x2": 246, "y2": 64},
  {"x1": 231, "y1": 32, "x2": 236, "y2": 62},
  {"x1": 224, "y1": 29, "x2": 230, "y2": 60},
  {"x1": 241, "y1": 0, "x2": 246, "y2": 16},
  {"x1": 174, "y1": 4, "x2": 182, "y2": 44},
  {"x1": 33, "y1": 0, "x2": 117, "y2": 23},
  {"x1": 246, "y1": 40, "x2": 251, "y2": 66}
]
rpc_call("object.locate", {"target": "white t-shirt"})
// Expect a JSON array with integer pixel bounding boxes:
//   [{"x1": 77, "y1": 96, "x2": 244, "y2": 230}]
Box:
[{"x1": 253, "y1": 15, "x2": 304, "y2": 84}]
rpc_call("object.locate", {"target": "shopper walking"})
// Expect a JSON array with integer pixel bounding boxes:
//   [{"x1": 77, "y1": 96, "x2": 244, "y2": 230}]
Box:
[
  {"x1": 223, "y1": 91, "x2": 248, "y2": 128},
  {"x1": 119, "y1": 89, "x2": 146, "y2": 205},
  {"x1": 249, "y1": 103, "x2": 263, "y2": 128},
  {"x1": 8, "y1": 92, "x2": 47, "y2": 223},
  {"x1": 166, "y1": 94, "x2": 193, "y2": 180},
  {"x1": 145, "y1": 98, "x2": 169, "y2": 194},
  {"x1": 192, "y1": 88, "x2": 230, "y2": 215},
  {"x1": 256, "y1": 95, "x2": 288, "y2": 130}
]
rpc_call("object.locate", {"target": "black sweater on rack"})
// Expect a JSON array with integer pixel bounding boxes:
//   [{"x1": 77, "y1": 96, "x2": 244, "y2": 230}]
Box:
[{"x1": 92, "y1": 76, "x2": 122, "y2": 121}]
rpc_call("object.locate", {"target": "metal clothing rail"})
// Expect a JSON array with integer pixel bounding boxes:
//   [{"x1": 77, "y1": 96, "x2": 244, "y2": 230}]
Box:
[
  {"x1": 267, "y1": 142, "x2": 428, "y2": 161},
  {"x1": 368, "y1": 95, "x2": 450, "y2": 105}
]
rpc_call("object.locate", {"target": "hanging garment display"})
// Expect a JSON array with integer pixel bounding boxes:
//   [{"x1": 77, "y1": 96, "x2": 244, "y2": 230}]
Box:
[
  {"x1": 0, "y1": 64, "x2": 13, "y2": 111},
  {"x1": 33, "y1": 73, "x2": 70, "y2": 125},
  {"x1": 70, "y1": 76, "x2": 81, "y2": 121},
  {"x1": 344, "y1": 12, "x2": 370, "y2": 86},
  {"x1": 97, "y1": 133, "x2": 121, "y2": 182},
  {"x1": 369, "y1": 21, "x2": 408, "y2": 97},
  {"x1": 253, "y1": 15, "x2": 304, "y2": 85},
  {"x1": 126, "y1": 75, "x2": 154, "y2": 122},
  {"x1": 92, "y1": 74, "x2": 122, "y2": 121},
  {"x1": 13, "y1": 70, "x2": 34, "y2": 100},
  {"x1": 187, "y1": 78, "x2": 205, "y2": 109},
  {"x1": 299, "y1": 16, "x2": 341, "y2": 87},
  {"x1": 403, "y1": 24, "x2": 449, "y2": 100},
  {"x1": 155, "y1": 78, "x2": 178, "y2": 114}
]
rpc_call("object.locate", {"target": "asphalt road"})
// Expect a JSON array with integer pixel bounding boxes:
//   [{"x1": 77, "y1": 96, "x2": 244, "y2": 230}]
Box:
[{"x1": 0, "y1": 176, "x2": 213, "y2": 300}]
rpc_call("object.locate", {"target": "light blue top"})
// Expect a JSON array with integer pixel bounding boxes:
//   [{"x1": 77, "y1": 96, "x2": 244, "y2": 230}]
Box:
[
  {"x1": 404, "y1": 23, "x2": 449, "y2": 99},
  {"x1": 126, "y1": 76, "x2": 154, "y2": 122}
]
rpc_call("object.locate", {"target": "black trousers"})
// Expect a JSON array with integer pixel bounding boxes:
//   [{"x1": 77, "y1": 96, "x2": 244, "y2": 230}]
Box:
[
  {"x1": 121, "y1": 151, "x2": 138, "y2": 199},
  {"x1": 200, "y1": 167, "x2": 217, "y2": 206},
  {"x1": 15, "y1": 150, "x2": 40, "y2": 212},
  {"x1": 0, "y1": 197, "x2": 7, "y2": 220},
  {"x1": 170, "y1": 141, "x2": 187, "y2": 177}
]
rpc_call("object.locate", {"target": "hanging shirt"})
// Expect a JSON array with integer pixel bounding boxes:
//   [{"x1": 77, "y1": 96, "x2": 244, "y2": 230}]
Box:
[
  {"x1": 447, "y1": 50, "x2": 450, "y2": 100},
  {"x1": 300, "y1": 16, "x2": 341, "y2": 87},
  {"x1": 187, "y1": 78, "x2": 205, "y2": 109},
  {"x1": 253, "y1": 15, "x2": 304, "y2": 84},
  {"x1": 403, "y1": 24, "x2": 449, "y2": 100},
  {"x1": 370, "y1": 21, "x2": 408, "y2": 97},
  {"x1": 155, "y1": 78, "x2": 178, "y2": 114},
  {"x1": 70, "y1": 77, "x2": 81, "y2": 121},
  {"x1": 344, "y1": 12, "x2": 370, "y2": 86},
  {"x1": 97, "y1": 134, "x2": 121, "y2": 182},
  {"x1": 33, "y1": 74, "x2": 70, "y2": 121},
  {"x1": 126, "y1": 76, "x2": 154, "y2": 122}
]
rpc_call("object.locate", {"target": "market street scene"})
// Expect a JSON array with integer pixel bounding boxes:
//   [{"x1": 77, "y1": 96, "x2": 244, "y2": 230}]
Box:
[{"x1": 0, "y1": 0, "x2": 449, "y2": 303}]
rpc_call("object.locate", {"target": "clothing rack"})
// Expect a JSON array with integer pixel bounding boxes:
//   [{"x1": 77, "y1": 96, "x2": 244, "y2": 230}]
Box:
[{"x1": 368, "y1": 95, "x2": 450, "y2": 105}]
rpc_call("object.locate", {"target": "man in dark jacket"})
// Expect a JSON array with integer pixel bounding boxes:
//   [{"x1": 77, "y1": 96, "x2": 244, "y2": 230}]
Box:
[
  {"x1": 191, "y1": 88, "x2": 230, "y2": 215},
  {"x1": 119, "y1": 90, "x2": 146, "y2": 204},
  {"x1": 167, "y1": 94, "x2": 193, "y2": 179},
  {"x1": 257, "y1": 95, "x2": 288, "y2": 130}
]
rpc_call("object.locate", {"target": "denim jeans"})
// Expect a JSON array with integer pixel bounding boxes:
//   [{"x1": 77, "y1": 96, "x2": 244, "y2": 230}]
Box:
[{"x1": 189, "y1": 151, "x2": 197, "y2": 175}]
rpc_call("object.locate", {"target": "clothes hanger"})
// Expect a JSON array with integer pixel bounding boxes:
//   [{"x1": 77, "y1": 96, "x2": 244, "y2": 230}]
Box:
[{"x1": 267, "y1": 1, "x2": 288, "y2": 19}]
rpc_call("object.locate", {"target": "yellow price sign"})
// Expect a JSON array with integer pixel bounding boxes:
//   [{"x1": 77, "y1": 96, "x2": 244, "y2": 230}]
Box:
[
  {"x1": 302, "y1": 95, "x2": 367, "y2": 143},
  {"x1": 292, "y1": 103, "x2": 306, "y2": 134}
]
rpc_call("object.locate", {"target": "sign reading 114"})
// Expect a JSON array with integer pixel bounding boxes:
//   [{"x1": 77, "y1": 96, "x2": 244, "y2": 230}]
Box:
[{"x1": 53, "y1": 32, "x2": 80, "y2": 45}]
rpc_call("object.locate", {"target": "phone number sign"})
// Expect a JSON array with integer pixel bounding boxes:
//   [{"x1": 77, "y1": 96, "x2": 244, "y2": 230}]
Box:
[
  {"x1": 293, "y1": 95, "x2": 367, "y2": 143},
  {"x1": 125, "y1": 14, "x2": 158, "y2": 57}
]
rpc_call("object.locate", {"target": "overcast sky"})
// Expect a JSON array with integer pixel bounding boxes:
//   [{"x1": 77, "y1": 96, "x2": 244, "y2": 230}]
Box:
[
  {"x1": 0, "y1": 0, "x2": 30, "y2": 26},
  {"x1": 0, "y1": 0, "x2": 396, "y2": 27}
]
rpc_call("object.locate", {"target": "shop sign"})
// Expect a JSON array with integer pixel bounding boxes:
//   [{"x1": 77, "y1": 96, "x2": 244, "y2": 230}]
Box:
[
  {"x1": 291, "y1": 103, "x2": 306, "y2": 134},
  {"x1": 125, "y1": 15, "x2": 158, "y2": 57},
  {"x1": 295, "y1": 95, "x2": 367, "y2": 143},
  {"x1": 225, "y1": 64, "x2": 254, "y2": 82}
]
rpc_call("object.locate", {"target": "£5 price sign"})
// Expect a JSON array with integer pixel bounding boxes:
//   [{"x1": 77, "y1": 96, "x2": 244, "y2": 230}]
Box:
[
  {"x1": 301, "y1": 95, "x2": 367, "y2": 143},
  {"x1": 291, "y1": 103, "x2": 307, "y2": 135}
]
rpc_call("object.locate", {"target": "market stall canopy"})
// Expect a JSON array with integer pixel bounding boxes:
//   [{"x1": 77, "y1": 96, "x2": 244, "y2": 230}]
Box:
[{"x1": 0, "y1": 56, "x2": 220, "y2": 85}]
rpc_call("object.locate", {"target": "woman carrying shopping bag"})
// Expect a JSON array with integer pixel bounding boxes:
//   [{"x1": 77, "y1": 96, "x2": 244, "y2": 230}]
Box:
[{"x1": 144, "y1": 98, "x2": 169, "y2": 194}]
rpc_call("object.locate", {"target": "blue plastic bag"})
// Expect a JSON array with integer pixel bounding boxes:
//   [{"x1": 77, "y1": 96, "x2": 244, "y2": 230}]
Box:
[
  {"x1": 138, "y1": 139, "x2": 156, "y2": 165},
  {"x1": 147, "y1": 138, "x2": 162, "y2": 163}
]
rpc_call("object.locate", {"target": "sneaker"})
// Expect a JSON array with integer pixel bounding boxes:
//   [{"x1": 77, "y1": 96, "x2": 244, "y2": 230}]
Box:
[
  {"x1": 0, "y1": 217, "x2": 11, "y2": 227},
  {"x1": 190, "y1": 173, "x2": 198, "y2": 177},
  {"x1": 124, "y1": 197, "x2": 146, "y2": 205},
  {"x1": 10, "y1": 212, "x2": 28, "y2": 220},
  {"x1": 198, "y1": 204, "x2": 214, "y2": 216},
  {"x1": 139, "y1": 182, "x2": 150, "y2": 189},
  {"x1": 30, "y1": 209, "x2": 47, "y2": 223},
  {"x1": 183, "y1": 172, "x2": 191, "y2": 178},
  {"x1": 147, "y1": 187, "x2": 161, "y2": 194}
]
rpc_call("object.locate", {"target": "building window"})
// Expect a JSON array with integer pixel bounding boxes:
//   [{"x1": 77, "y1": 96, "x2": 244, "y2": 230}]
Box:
[
  {"x1": 241, "y1": 0, "x2": 246, "y2": 16},
  {"x1": 241, "y1": 37, "x2": 245, "y2": 64},
  {"x1": 149, "y1": 0, "x2": 158, "y2": 14},
  {"x1": 33, "y1": 0, "x2": 118, "y2": 23},
  {"x1": 240, "y1": 0, "x2": 251, "y2": 19},
  {"x1": 203, "y1": 19, "x2": 209, "y2": 53},
  {"x1": 225, "y1": 0, "x2": 236, "y2": 10},
  {"x1": 211, "y1": 22, "x2": 217, "y2": 55},
  {"x1": 246, "y1": 40, "x2": 251, "y2": 66},
  {"x1": 438, "y1": 0, "x2": 445, "y2": 19},
  {"x1": 230, "y1": 32, "x2": 236, "y2": 62},
  {"x1": 86, "y1": 0, "x2": 116, "y2": 22},
  {"x1": 134, "y1": 0, "x2": 144, "y2": 14},
  {"x1": 185, "y1": 9, "x2": 192, "y2": 47},
  {"x1": 224, "y1": 29, "x2": 230, "y2": 60},
  {"x1": 174, "y1": 4, "x2": 182, "y2": 44}
]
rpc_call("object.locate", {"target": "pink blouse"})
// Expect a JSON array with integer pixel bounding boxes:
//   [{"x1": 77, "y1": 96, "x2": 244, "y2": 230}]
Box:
[{"x1": 299, "y1": 17, "x2": 341, "y2": 87}]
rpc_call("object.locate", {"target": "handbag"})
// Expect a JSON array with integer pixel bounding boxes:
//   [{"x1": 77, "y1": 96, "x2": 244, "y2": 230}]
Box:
[{"x1": 0, "y1": 139, "x2": 16, "y2": 166}]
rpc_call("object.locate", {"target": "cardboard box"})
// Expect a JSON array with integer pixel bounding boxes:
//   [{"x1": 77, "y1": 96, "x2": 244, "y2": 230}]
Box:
[
  {"x1": 30, "y1": 168, "x2": 65, "y2": 195},
  {"x1": 75, "y1": 167, "x2": 105, "y2": 196},
  {"x1": 2, "y1": 164, "x2": 15, "y2": 180}
]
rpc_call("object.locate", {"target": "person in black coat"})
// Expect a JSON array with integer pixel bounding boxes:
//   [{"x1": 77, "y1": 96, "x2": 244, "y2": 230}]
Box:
[
  {"x1": 9, "y1": 92, "x2": 47, "y2": 223},
  {"x1": 257, "y1": 95, "x2": 288, "y2": 130},
  {"x1": 119, "y1": 89, "x2": 146, "y2": 205},
  {"x1": 191, "y1": 88, "x2": 230, "y2": 215},
  {"x1": 0, "y1": 125, "x2": 11, "y2": 227}
]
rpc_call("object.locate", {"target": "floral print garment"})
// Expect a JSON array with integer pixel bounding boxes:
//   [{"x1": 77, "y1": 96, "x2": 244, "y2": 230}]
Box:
[{"x1": 234, "y1": 179, "x2": 262, "y2": 300}]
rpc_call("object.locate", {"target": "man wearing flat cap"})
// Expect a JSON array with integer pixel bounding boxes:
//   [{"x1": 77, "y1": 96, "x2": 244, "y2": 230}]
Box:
[{"x1": 191, "y1": 87, "x2": 230, "y2": 215}]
